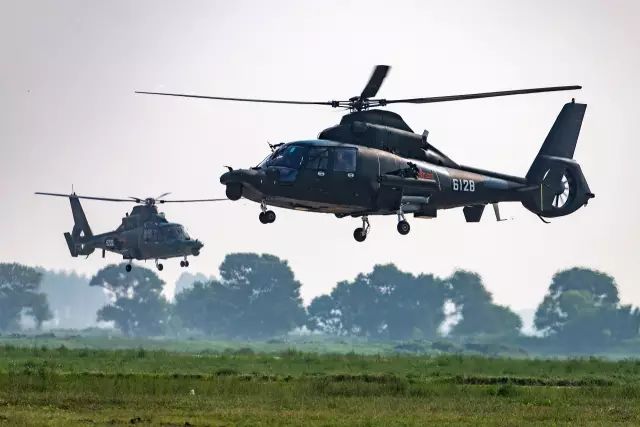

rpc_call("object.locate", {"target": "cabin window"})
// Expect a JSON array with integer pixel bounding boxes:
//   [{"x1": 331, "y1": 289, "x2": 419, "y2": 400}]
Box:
[
  {"x1": 304, "y1": 147, "x2": 330, "y2": 170},
  {"x1": 143, "y1": 228, "x2": 158, "y2": 242},
  {"x1": 333, "y1": 148, "x2": 357, "y2": 172}
]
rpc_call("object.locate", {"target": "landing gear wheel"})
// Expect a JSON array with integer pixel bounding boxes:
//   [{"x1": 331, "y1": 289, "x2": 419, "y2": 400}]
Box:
[
  {"x1": 184, "y1": 260, "x2": 189, "y2": 267},
  {"x1": 157, "y1": 263, "x2": 164, "y2": 271},
  {"x1": 259, "y1": 212, "x2": 269, "y2": 224},
  {"x1": 265, "y1": 210, "x2": 276, "y2": 223},
  {"x1": 397, "y1": 220, "x2": 411, "y2": 235},
  {"x1": 180, "y1": 260, "x2": 185, "y2": 267},
  {"x1": 125, "y1": 264, "x2": 132, "y2": 272},
  {"x1": 353, "y1": 228, "x2": 367, "y2": 242}
]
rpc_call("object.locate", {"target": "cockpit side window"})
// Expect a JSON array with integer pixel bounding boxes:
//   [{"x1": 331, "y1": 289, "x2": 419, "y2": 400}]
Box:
[
  {"x1": 304, "y1": 147, "x2": 330, "y2": 170},
  {"x1": 162, "y1": 225, "x2": 187, "y2": 240},
  {"x1": 333, "y1": 148, "x2": 357, "y2": 172}
]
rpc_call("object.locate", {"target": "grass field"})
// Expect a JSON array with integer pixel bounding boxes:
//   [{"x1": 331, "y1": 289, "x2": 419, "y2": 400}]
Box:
[{"x1": 1, "y1": 344, "x2": 640, "y2": 426}]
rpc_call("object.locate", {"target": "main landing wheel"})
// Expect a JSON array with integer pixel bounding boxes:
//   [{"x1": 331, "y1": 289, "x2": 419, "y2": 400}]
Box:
[
  {"x1": 397, "y1": 220, "x2": 411, "y2": 235},
  {"x1": 353, "y1": 227, "x2": 367, "y2": 242},
  {"x1": 125, "y1": 264, "x2": 132, "y2": 272},
  {"x1": 259, "y1": 210, "x2": 276, "y2": 224},
  {"x1": 157, "y1": 263, "x2": 164, "y2": 271}
]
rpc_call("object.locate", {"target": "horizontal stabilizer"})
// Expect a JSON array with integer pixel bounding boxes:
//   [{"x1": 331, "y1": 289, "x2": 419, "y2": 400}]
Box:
[
  {"x1": 64, "y1": 232, "x2": 78, "y2": 257},
  {"x1": 463, "y1": 205, "x2": 485, "y2": 222}
]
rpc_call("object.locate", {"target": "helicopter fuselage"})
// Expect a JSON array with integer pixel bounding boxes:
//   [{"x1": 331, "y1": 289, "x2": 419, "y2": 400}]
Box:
[
  {"x1": 79, "y1": 222, "x2": 203, "y2": 261},
  {"x1": 220, "y1": 139, "x2": 529, "y2": 218},
  {"x1": 137, "y1": 65, "x2": 592, "y2": 241}
]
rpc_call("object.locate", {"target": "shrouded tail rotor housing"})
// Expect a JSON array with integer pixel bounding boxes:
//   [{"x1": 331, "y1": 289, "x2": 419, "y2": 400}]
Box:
[{"x1": 522, "y1": 158, "x2": 594, "y2": 217}]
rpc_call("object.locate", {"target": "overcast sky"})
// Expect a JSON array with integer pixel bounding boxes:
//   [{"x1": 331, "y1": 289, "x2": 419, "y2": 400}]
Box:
[{"x1": 1, "y1": 0, "x2": 638, "y2": 310}]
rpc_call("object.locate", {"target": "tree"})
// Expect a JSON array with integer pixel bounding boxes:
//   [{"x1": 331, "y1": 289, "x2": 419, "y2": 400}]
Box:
[
  {"x1": 535, "y1": 268, "x2": 620, "y2": 334},
  {"x1": 175, "y1": 253, "x2": 306, "y2": 339},
  {"x1": 89, "y1": 264, "x2": 169, "y2": 336},
  {"x1": 38, "y1": 269, "x2": 108, "y2": 328},
  {"x1": 445, "y1": 270, "x2": 522, "y2": 337},
  {"x1": 174, "y1": 272, "x2": 212, "y2": 297},
  {"x1": 307, "y1": 264, "x2": 448, "y2": 340},
  {"x1": 0, "y1": 263, "x2": 52, "y2": 331},
  {"x1": 534, "y1": 268, "x2": 640, "y2": 349},
  {"x1": 307, "y1": 295, "x2": 342, "y2": 335}
]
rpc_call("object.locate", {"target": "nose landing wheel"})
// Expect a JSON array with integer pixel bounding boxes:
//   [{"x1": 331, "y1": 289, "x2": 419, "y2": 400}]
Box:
[
  {"x1": 353, "y1": 216, "x2": 370, "y2": 242},
  {"x1": 259, "y1": 201, "x2": 276, "y2": 224},
  {"x1": 180, "y1": 259, "x2": 190, "y2": 268}
]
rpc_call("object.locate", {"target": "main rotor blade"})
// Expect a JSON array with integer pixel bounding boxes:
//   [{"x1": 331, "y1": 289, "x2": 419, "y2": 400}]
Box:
[
  {"x1": 155, "y1": 192, "x2": 171, "y2": 200},
  {"x1": 382, "y1": 85, "x2": 582, "y2": 105},
  {"x1": 135, "y1": 91, "x2": 335, "y2": 106},
  {"x1": 360, "y1": 65, "x2": 390, "y2": 99},
  {"x1": 158, "y1": 198, "x2": 229, "y2": 203},
  {"x1": 35, "y1": 192, "x2": 134, "y2": 202}
]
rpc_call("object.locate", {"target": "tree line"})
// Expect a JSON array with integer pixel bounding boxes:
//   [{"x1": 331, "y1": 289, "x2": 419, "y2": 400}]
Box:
[{"x1": 1, "y1": 255, "x2": 638, "y2": 351}]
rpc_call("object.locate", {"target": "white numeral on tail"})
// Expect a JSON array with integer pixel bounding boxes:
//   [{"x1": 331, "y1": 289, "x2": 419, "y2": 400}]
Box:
[{"x1": 452, "y1": 178, "x2": 476, "y2": 192}]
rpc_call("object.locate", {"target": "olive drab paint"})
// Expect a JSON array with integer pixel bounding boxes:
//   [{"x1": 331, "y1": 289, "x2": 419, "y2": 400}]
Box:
[
  {"x1": 35, "y1": 193, "x2": 221, "y2": 271},
  {"x1": 136, "y1": 65, "x2": 594, "y2": 241}
]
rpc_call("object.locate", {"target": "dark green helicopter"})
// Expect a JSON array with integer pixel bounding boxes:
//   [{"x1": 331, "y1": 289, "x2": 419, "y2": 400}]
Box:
[
  {"x1": 35, "y1": 192, "x2": 225, "y2": 270},
  {"x1": 137, "y1": 65, "x2": 594, "y2": 242}
]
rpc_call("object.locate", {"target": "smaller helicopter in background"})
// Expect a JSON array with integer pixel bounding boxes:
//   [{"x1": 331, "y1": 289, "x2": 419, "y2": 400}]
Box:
[{"x1": 36, "y1": 192, "x2": 226, "y2": 272}]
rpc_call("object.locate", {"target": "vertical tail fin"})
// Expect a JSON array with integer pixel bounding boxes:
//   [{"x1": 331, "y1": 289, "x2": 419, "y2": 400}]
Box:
[
  {"x1": 526, "y1": 101, "x2": 587, "y2": 180},
  {"x1": 66, "y1": 195, "x2": 95, "y2": 257},
  {"x1": 522, "y1": 101, "x2": 594, "y2": 217},
  {"x1": 69, "y1": 195, "x2": 93, "y2": 239}
]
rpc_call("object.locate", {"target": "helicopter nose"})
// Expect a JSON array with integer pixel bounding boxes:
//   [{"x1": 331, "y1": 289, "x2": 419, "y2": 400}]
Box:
[
  {"x1": 220, "y1": 169, "x2": 252, "y2": 201},
  {"x1": 191, "y1": 240, "x2": 203, "y2": 256},
  {"x1": 220, "y1": 171, "x2": 233, "y2": 185},
  {"x1": 220, "y1": 169, "x2": 244, "y2": 185}
]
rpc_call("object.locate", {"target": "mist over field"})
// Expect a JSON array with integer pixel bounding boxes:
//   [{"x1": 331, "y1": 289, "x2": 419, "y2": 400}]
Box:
[{"x1": 2, "y1": 255, "x2": 639, "y2": 358}]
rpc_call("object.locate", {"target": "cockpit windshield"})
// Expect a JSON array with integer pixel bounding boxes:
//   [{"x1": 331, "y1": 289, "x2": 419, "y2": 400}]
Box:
[
  {"x1": 259, "y1": 145, "x2": 307, "y2": 169},
  {"x1": 163, "y1": 224, "x2": 189, "y2": 240}
]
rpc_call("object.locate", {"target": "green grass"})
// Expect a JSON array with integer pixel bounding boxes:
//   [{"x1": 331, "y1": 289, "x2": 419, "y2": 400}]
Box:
[
  {"x1": 0, "y1": 334, "x2": 394, "y2": 355},
  {"x1": 1, "y1": 345, "x2": 640, "y2": 425}
]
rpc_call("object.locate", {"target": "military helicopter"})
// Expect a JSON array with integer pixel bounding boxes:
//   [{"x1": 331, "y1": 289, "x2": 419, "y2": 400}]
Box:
[
  {"x1": 137, "y1": 65, "x2": 594, "y2": 242},
  {"x1": 36, "y1": 192, "x2": 225, "y2": 270}
]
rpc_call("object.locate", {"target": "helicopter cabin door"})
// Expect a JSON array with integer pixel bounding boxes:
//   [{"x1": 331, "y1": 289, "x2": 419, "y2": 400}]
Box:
[
  {"x1": 140, "y1": 223, "x2": 162, "y2": 258},
  {"x1": 327, "y1": 147, "x2": 368, "y2": 207},
  {"x1": 295, "y1": 146, "x2": 331, "y2": 202}
]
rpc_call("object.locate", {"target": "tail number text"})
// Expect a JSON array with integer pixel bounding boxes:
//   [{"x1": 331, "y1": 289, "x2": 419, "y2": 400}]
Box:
[{"x1": 452, "y1": 178, "x2": 475, "y2": 192}]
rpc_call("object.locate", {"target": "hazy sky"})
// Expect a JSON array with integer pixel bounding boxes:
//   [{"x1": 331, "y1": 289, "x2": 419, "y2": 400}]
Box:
[{"x1": 1, "y1": 0, "x2": 638, "y2": 310}]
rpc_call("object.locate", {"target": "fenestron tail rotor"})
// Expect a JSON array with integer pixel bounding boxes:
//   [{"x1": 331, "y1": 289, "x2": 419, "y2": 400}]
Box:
[
  {"x1": 552, "y1": 174, "x2": 571, "y2": 209},
  {"x1": 136, "y1": 64, "x2": 581, "y2": 112}
]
